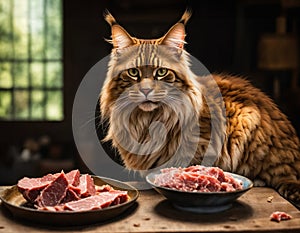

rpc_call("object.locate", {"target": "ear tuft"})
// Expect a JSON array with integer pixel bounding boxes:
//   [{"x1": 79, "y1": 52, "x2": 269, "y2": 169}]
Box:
[
  {"x1": 160, "y1": 9, "x2": 192, "y2": 49},
  {"x1": 104, "y1": 10, "x2": 135, "y2": 49},
  {"x1": 104, "y1": 10, "x2": 117, "y2": 26},
  {"x1": 179, "y1": 8, "x2": 192, "y2": 25}
]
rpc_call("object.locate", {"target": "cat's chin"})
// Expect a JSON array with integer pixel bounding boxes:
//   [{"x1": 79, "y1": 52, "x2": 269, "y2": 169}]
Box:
[{"x1": 138, "y1": 101, "x2": 159, "y2": 112}]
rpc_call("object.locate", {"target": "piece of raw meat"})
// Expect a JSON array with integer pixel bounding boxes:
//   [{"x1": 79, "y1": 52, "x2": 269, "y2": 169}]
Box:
[
  {"x1": 65, "y1": 169, "x2": 80, "y2": 186},
  {"x1": 270, "y1": 211, "x2": 292, "y2": 222},
  {"x1": 36, "y1": 172, "x2": 69, "y2": 207},
  {"x1": 77, "y1": 174, "x2": 96, "y2": 197},
  {"x1": 64, "y1": 190, "x2": 128, "y2": 211},
  {"x1": 17, "y1": 174, "x2": 56, "y2": 202},
  {"x1": 60, "y1": 189, "x2": 80, "y2": 204}
]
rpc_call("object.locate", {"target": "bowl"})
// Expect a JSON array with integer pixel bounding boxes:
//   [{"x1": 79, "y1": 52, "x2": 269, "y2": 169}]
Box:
[{"x1": 146, "y1": 170, "x2": 253, "y2": 213}]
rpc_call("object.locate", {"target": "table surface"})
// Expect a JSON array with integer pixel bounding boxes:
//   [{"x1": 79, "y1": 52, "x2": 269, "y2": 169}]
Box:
[{"x1": 0, "y1": 186, "x2": 300, "y2": 233}]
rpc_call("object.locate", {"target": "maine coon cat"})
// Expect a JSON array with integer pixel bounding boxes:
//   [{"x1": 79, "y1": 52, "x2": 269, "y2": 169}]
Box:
[{"x1": 100, "y1": 10, "x2": 300, "y2": 207}]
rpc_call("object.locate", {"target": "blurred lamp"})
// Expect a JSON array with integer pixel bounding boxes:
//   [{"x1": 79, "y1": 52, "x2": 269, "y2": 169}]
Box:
[
  {"x1": 258, "y1": 34, "x2": 298, "y2": 70},
  {"x1": 258, "y1": 16, "x2": 299, "y2": 98}
]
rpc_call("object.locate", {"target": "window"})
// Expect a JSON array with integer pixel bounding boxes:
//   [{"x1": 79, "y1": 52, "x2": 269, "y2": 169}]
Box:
[{"x1": 0, "y1": 0, "x2": 63, "y2": 121}]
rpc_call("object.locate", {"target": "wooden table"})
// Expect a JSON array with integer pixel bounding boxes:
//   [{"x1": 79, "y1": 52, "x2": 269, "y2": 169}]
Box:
[{"x1": 0, "y1": 186, "x2": 300, "y2": 233}]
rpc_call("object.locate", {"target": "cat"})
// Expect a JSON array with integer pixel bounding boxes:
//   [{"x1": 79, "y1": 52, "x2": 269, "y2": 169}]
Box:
[{"x1": 100, "y1": 10, "x2": 300, "y2": 207}]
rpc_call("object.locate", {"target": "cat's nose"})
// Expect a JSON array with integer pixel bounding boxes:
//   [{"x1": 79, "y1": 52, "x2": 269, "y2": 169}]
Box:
[{"x1": 140, "y1": 88, "x2": 153, "y2": 96}]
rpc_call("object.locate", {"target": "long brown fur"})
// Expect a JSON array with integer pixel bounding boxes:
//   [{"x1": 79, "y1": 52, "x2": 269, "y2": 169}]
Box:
[{"x1": 100, "y1": 10, "x2": 300, "y2": 207}]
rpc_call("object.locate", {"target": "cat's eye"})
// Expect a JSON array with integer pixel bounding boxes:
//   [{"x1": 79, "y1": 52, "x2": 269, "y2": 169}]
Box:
[
  {"x1": 155, "y1": 68, "x2": 168, "y2": 79},
  {"x1": 127, "y1": 68, "x2": 139, "y2": 80}
]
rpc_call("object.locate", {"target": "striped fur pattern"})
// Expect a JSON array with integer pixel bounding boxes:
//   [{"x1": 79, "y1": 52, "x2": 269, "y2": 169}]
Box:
[{"x1": 100, "y1": 10, "x2": 300, "y2": 207}]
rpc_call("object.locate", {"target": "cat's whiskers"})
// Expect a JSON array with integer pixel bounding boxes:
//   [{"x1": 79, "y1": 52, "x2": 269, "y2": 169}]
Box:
[
  {"x1": 128, "y1": 90, "x2": 146, "y2": 103},
  {"x1": 115, "y1": 93, "x2": 130, "y2": 101},
  {"x1": 163, "y1": 95, "x2": 185, "y2": 104},
  {"x1": 148, "y1": 92, "x2": 167, "y2": 101},
  {"x1": 79, "y1": 111, "x2": 102, "y2": 129},
  {"x1": 114, "y1": 99, "x2": 132, "y2": 113}
]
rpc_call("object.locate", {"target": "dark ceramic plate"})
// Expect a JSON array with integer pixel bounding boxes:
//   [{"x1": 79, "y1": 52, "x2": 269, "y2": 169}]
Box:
[
  {"x1": 0, "y1": 176, "x2": 139, "y2": 226},
  {"x1": 146, "y1": 170, "x2": 253, "y2": 213}
]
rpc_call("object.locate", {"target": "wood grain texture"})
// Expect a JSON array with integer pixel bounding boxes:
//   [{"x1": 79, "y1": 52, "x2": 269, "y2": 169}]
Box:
[{"x1": 0, "y1": 186, "x2": 300, "y2": 233}]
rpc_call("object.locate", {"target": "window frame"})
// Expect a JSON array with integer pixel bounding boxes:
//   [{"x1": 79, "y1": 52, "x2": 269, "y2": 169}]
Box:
[
  {"x1": 0, "y1": 0, "x2": 64, "y2": 121},
  {"x1": 0, "y1": 0, "x2": 71, "y2": 143}
]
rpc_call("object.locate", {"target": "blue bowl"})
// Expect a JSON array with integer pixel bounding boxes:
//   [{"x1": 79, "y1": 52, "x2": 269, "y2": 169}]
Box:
[{"x1": 146, "y1": 170, "x2": 253, "y2": 213}]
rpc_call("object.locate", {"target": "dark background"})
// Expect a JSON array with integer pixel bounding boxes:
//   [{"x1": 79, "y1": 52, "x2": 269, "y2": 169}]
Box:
[{"x1": 1, "y1": 0, "x2": 300, "y2": 184}]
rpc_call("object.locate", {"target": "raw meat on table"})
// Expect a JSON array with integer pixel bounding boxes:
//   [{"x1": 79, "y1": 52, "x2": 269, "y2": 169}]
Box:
[
  {"x1": 17, "y1": 170, "x2": 129, "y2": 212},
  {"x1": 270, "y1": 211, "x2": 292, "y2": 222}
]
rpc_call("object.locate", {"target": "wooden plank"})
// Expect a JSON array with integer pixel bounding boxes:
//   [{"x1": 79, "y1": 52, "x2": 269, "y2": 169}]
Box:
[{"x1": 0, "y1": 186, "x2": 300, "y2": 232}]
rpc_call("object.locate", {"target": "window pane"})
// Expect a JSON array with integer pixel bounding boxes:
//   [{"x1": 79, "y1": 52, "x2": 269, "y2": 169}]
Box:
[
  {"x1": 46, "y1": 91, "x2": 63, "y2": 120},
  {"x1": 31, "y1": 90, "x2": 44, "y2": 119},
  {"x1": 14, "y1": 62, "x2": 28, "y2": 87},
  {"x1": 13, "y1": 0, "x2": 29, "y2": 59},
  {"x1": 0, "y1": 91, "x2": 12, "y2": 119},
  {"x1": 46, "y1": 0, "x2": 62, "y2": 59},
  {"x1": 30, "y1": 62, "x2": 44, "y2": 87},
  {"x1": 0, "y1": 62, "x2": 12, "y2": 88},
  {"x1": 30, "y1": 0, "x2": 44, "y2": 59},
  {"x1": 0, "y1": 0, "x2": 13, "y2": 59},
  {"x1": 46, "y1": 62, "x2": 62, "y2": 87},
  {"x1": 14, "y1": 90, "x2": 29, "y2": 119},
  {"x1": 46, "y1": 19, "x2": 62, "y2": 59}
]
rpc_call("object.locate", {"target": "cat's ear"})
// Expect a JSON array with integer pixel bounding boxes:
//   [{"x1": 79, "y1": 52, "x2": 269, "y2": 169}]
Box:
[
  {"x1": 104, "y1": 11, "x2": 136, "y2": 49},
  {"x1": 160, "y1": 9, "x2": 191, "y2": 49}
]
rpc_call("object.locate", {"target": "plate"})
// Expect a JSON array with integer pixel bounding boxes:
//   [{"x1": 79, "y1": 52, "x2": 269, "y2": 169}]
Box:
[
  {"x1": 0, "y1": 176, "x2": 139, "y2": 226},
  {"x1": 146, "y1": 170, "x2": 253, "y2": 213}
]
